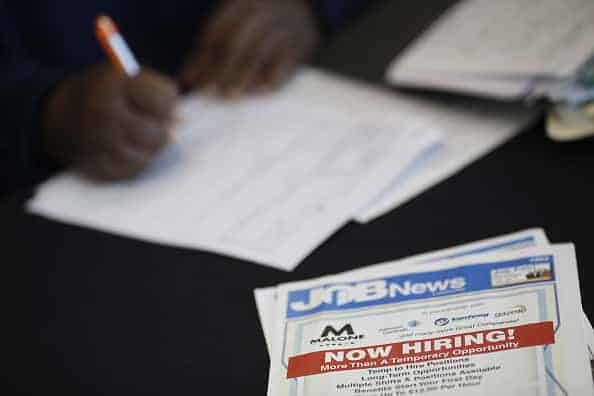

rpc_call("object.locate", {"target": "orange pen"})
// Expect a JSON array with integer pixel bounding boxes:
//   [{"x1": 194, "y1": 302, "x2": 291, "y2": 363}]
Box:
[
  {"x1": 95, "y1": 15, "x2": 179, "y2": 140},
  {"x1": 95, "y1": 15, "x2": 140, "y2": 76}
]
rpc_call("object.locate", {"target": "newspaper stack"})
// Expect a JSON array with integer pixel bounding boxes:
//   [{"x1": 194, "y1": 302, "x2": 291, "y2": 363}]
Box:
[{"x1": 255, "y1": 229, "x2": 594, "y2": 395}]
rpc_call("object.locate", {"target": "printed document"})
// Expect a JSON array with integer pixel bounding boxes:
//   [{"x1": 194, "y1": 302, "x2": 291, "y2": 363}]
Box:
[
  {"x1": 256, "y1": 229, "x2": 549, "y2": 352},
  {"x1": 27, "y1": 69, "x2": 441, "y2": 271},
  {"x1": 354, "y1": 96, "x2": 535, "y2": 222},
  {"x1": 267, "y1": 244, "x2": 593, "y2": 395},
  {"x1": 255, "y1": 229, "x2": 594, "y2": 367},
  {"x1": 387, "y1": 0, "x2": 594, "y2": 99}
]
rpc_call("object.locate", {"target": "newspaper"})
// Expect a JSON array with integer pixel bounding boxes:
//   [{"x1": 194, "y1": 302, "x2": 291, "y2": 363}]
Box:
[
  {"x1": 257, "y1": 232, "x2": 594, "y2": 395},
  {"x1": 255, "y1": 229, "x2": 593, "y2": 355}
]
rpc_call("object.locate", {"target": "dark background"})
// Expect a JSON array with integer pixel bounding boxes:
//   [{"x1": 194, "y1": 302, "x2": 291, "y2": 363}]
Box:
[{"x1": 3, "y1": 1, "x2": 593, "y2": 394}]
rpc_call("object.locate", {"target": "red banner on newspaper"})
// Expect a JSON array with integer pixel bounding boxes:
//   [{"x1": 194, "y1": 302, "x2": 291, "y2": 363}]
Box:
[{"x1": 287, "y1": 321, "x2": 554, "y2": 379}]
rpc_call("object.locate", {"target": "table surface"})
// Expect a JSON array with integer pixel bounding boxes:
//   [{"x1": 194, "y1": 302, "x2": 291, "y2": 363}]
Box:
[{"x1": 3, "y1": 1, "x2": 594, "y2": 394}]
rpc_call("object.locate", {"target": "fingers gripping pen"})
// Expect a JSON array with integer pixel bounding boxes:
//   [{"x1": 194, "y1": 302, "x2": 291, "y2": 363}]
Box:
[{"x1": 95, "y1": 15, "x2": 179, "y2": 140}]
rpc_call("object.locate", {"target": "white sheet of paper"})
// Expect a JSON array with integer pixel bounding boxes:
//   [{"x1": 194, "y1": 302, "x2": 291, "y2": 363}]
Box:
[
  {"x1": 254, "y1": 287, "x2": 277, "y2": 355},
  {"x1": 584, "y1": 311, "x2": 594, "y2": 360},
  {"x1": 355, "y1": 95, "x2": 536, "y2": 223},
  {"x1": 27, "y1": 69, "x2": 441, "y2": 271},
  {"x1": 387, "y1": 0, "x2": 594, "y2": 99}
]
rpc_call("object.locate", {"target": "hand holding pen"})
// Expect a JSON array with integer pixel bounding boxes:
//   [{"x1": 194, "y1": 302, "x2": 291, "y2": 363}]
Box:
[{"x1": 41, "y1": 15, "x2": 179, "y2": 180}]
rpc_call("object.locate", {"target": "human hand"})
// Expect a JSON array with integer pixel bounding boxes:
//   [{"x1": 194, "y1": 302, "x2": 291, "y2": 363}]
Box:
[
  {"x1": 42, "y1": 64, "x2": 179, "y2": 180},
  {"x1": 179, "y1": 0, "x2": 320, "y2": 97}
]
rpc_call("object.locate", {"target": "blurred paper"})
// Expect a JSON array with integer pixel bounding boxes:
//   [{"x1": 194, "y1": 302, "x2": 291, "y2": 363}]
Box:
[
  {"x1": 584, "y1": 311, "x2": 594, "y2": 360},
  {"x1": 27, "y1": 69, "x2": 441, "y2": 271},
  {"x1": 387, "y1": 0, "x2": 594, "y2": 99},
  {"x1": 355, "y1": 95, "x2": 536, "y2": 223}
]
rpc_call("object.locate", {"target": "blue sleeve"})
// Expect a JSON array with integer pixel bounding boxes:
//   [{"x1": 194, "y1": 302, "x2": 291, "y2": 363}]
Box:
[
  {"x1": 0, "y1": 1, "x2": 69, "y2": 194},
  {"x1": 313, "y1": 0, "x2": 373, "y2": 32}
]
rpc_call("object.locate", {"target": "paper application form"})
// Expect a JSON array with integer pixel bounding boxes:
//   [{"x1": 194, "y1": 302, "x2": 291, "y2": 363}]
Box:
[
  {"x1": 28, "y1": 69, "x2": 441, "y2": 271},
  {"x1": 354, "y1": 95, "x2": 536, "y2": 223}
]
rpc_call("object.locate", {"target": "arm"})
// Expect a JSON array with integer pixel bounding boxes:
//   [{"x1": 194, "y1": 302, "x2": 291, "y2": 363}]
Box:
[
  {"x1": 0, "y1": 1, "x2": 70, "y2": 194},
  {"x1": 1, "y1": 2, "x2": 180, "y2": 191}
]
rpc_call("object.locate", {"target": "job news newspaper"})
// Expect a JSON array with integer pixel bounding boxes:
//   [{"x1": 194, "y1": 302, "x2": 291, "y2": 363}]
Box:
[{"x1": 266, "y1": 241, "x2": 593, "y2": 395}]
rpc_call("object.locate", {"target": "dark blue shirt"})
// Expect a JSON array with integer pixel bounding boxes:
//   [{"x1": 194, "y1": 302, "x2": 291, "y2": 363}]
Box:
[{"x1": 0, "y1": 0, "x2": 368, "y2": 195}]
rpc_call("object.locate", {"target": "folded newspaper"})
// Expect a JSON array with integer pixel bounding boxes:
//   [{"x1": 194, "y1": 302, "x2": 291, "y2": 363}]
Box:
[{"x1": 255, "y1": 229, "x2": 594, "y2": 395}]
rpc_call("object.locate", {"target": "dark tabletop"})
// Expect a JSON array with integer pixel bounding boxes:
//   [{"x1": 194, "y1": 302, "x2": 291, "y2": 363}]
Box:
[{"x1": 3, "y1": 1, "x2": 593, "y2": 395}]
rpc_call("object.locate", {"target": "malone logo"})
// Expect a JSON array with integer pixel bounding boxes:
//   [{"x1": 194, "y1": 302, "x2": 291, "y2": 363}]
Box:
[{"x1": 310, "y1": 324, "x2": 365, "y2": 347}]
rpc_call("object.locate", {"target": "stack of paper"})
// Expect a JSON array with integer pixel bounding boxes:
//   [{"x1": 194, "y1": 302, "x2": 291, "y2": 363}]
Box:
[
  {"x1": 387, "y1": 0, "x2": 594, "y2": 100},
  {"x1": 256, "y1": 229, "x2": 594, "y2": 395},
  {"x1": 353, "y1": 94, "x2": 535, "y2": 223},
  {"x1": 28, "y1": 70, "x2": 440, "y2": 270},
  {"x1": 28, "y1": 70, "x2": 536, "y2": 270}
]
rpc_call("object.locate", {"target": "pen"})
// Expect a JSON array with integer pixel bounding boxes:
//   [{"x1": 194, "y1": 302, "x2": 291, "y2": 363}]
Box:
[
  {"x1": 95, "y1": 15, "x2": 140, "y2": 76},
  {"x1": 95, "y1": 14, "x2": 179, "y2": 141}
]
